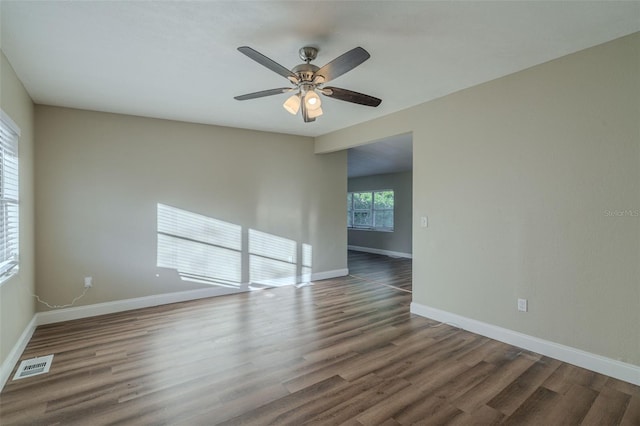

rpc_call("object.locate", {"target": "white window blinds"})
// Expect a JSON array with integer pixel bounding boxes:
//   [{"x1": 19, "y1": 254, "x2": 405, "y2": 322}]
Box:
[{"x1": 0, "y1": 111, "x2": 20, "y2": 281}]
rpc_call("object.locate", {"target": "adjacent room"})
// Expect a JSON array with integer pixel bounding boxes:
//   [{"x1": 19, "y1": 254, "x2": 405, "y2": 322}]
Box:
[{"x1": 1, "y1": 1, "x2": 638, "y2": 424}]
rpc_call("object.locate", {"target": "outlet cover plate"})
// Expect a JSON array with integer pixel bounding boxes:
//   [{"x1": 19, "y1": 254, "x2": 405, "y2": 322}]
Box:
[{"x1": 517, "y1": 298, "x2": 528, "y2": 312}]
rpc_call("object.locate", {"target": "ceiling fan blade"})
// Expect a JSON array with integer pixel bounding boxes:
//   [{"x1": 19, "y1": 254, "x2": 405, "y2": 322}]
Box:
[
  {"x1": 237, "y1": 46, "x2": 299, "y2": 84},
  {"x1": 322, "y1": 87, "x2": 382, "y2": 107},
  {"x1": 234, "y1": 88, "x2": 293, "y2": 101},
  {"x1": 313, "y1": 47, "x2": 370, "y2": 84}
]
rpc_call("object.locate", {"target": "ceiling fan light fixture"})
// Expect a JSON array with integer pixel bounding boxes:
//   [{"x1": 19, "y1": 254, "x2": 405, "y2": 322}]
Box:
[
  {"x1": 304, "y1": 90, "x2": 322, "y2": 111},
  {"x1": 283, "y1": 93, "x2": 301, "y2": 115}
]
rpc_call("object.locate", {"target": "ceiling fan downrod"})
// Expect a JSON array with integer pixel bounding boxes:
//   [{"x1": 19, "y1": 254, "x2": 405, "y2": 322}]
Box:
[{"x1": 299, "y1": 46, "x2": 318, "y2": 63}]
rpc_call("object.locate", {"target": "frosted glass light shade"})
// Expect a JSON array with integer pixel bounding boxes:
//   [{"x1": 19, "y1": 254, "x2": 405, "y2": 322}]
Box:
[
  {"x1": 304, "y1": 90, "x2": 322, "y2": 110},
  {"x1": 283, "y1": 94, "x2": 301, "y2": 115},
  {"x1": 307, "y1": 106, "x2": 323, "y2": 119}
]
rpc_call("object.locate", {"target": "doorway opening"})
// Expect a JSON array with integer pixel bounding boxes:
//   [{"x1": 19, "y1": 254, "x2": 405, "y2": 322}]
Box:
[{"x1": 346, "y1": 132, "x2": 413, "y2": 291}]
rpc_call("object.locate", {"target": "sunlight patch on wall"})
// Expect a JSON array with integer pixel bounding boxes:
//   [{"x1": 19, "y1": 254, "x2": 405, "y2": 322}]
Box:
[
  {"x1": 157, "y1": 204, "x2": 242, "y2": 287},
  {"x1": 249, "y1": 229, "x2": 297, "y2": 287},
  {"x1": 301, "y1": 243, "x2": 312, "y2": 283},
  {"x1": 157, "y1": 204, "x2": 314, "y2": 290}
]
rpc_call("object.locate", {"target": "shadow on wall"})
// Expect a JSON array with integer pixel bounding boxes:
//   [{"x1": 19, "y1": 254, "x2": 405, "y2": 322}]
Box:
[{"x1": 156, "y1": 204, "x2": 312, "y2": 290}]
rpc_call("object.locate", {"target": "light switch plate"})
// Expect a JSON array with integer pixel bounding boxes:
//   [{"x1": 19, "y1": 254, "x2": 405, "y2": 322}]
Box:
[{"x1": 517, "y1": 298, "x2": 528, "y2": 312}]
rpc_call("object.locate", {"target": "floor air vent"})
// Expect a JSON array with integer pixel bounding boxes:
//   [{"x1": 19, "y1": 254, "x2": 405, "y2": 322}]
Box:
[{"x1": 13, "y1": 355, "x2": 54, "y2": 380}]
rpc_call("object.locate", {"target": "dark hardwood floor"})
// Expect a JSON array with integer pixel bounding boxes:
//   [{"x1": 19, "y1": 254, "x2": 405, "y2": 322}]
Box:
[
  {"x1": 1, "y1": 251, "x2": 638, "y2": 425},
  {"x1": 347, "y1": 251, "x2": 412, "y2": 293}
]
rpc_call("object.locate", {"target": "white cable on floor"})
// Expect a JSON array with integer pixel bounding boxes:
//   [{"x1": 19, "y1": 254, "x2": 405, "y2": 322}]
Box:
[{"x1": 33, "y1": 287, "x2": 88, "y2": 309}]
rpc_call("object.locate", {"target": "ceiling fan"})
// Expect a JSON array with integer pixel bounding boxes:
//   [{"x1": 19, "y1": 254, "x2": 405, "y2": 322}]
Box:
[{"x1": 234, "y1": 46, "x2": 382, "y2": 123}]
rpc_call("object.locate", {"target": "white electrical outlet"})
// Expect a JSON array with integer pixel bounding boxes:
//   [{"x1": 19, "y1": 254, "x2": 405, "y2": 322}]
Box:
[
  {"x1": 420, "y1": 216, "x2": 428, "y2": 227},
  {"x1": 84, "y1": 276, "x2": 93, "y2": 288},
  {"x1": 517, "y1": 298, "x2": 528, "y2": 312}
]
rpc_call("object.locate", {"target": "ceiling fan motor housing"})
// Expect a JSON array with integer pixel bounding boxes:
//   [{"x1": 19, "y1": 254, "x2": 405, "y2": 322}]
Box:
[{"x1": 292, "y1": 63, "x2": 320, "y2": 83}]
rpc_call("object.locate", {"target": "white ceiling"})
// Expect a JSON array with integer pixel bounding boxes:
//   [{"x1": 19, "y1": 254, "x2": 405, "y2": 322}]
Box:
[
  {"x1": 1, "y1": 1, "x2": 639, "y2": 141},
  {"x1": 348, "y1": 133, "x2": 413, "y2": 178}
]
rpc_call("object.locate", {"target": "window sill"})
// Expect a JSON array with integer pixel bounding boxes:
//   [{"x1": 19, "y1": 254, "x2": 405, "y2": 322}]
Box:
[
  {"x1": 0, "y1": 270, "x2": 19, "y2": 287},
  {"x1": 348, "y1": 227, "x2": 394, "y2": 233}
]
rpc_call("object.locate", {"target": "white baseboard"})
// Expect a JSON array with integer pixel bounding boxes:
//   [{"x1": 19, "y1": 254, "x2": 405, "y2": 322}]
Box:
[
  {"x1": 36, "y1": 286, "x2": 246, "y2": 325},
  {"x1": 311, "y1": 268, "x2": 349, "y2": 281},
  {"x1": 410, "y1": 302, "x2": 640, "y2": 386},
  {"x1": 18, "y1": 267, "x2": 348, "y2": 329},
  {"x1": 348, "y1": 245, "x2": 412, "y2": 259},
  {"x1": 0, "y1": 315, "x2": 37, "y2": 391}
]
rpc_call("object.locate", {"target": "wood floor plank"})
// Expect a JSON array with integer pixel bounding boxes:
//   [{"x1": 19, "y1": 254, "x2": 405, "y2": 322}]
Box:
[
  {"x1": 303, "y1": 375, "x2": 412, "y2": 425},
  {"x1": 215, "y1": 375, "x2": 352, "y2": 426},
  {"x1": 538, "y1": 383, "x2": 599, "y2": 425},
  {"x1": 392, "y1": 361, "x2": 496, "y2": 424},
  {"x1": 1, "y1": 251, "x2": 638, "y2": 425},
  {"x1": 542, "y1": 362, "x2": 608, "y2": 394},
  {"x1": 451, "y1": 353, "x2": 538, "y2": 414},
  {"x1": 621, "y1": 395, "x2": 640, "y2": 426},
  {"x1": 581, "y1": 385, "x2": 632, "y2": 426},
  {"x1": 500, "y1": 386, "x2": 560, "y2": 426},
  {"x1": 337, "y1": 337, "x2": 438, "y2": 383},
  {"x1": 359, "y1": 419, "x2": 398, "y2": 426},
  {"x1": 606, "y1": 376, "x2": 640, "y2": 398},
  {"x1": 283, "y1": 351, "x2": 361, "y2": 393},
  {"x1": 354, "y1": 383, "x2": 426, "y2": 425},
  {"x1": 445, "y1": 404, "x2": 505, "y2": 425},
  {"x1": 486, "y1": 356, "x2": 561, "y2": 416}
]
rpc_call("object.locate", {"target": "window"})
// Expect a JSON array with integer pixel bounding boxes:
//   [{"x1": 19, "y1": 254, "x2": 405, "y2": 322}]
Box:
[
  {"x1": 347, "y1": 190, "x2": 394, "y2": 231},
  {"x1": 0, "y1": 111, "x2": 19, "y2": 282}
]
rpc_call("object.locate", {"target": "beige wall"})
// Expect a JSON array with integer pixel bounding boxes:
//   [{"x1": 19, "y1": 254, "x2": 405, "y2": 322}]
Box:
[
  {"x1": 35, "y1": 106, "x2": 346, "y2": 308},
  {"x1": 0, "y1": 52, "x2": 36, "y2": 367},
  {"x1": 348, "y1": 171, "x2": 412, "y2": 255},
  {"x1": 318, "y1": 33, "x2": 640, "y2": 365}
]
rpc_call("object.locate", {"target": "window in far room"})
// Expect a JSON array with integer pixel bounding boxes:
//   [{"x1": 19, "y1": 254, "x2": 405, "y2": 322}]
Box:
[
  {"x1": 0, "y1": 110, "x2": 20, "y2": 283},
  {"x1": 347, "y1": 190, "x2": 394, "y2": 231}
]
